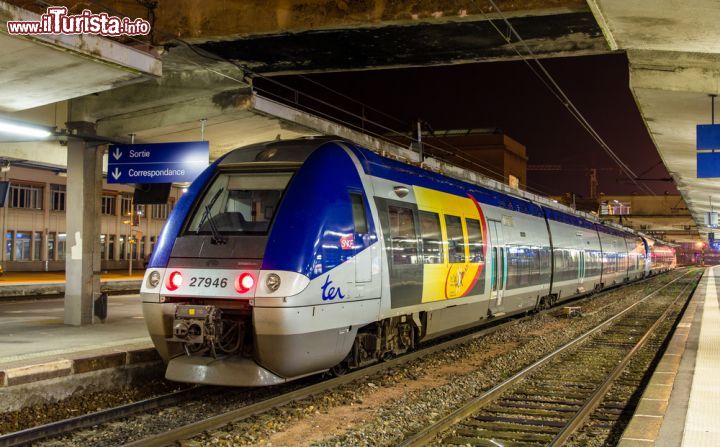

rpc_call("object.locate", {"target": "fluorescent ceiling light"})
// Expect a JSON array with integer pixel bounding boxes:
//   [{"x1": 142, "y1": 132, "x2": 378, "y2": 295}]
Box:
[{"x1": 0, "y1": 119, "x2": 52, "y2": 138}]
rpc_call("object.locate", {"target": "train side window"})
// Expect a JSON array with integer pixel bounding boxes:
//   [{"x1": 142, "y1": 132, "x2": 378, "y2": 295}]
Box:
[
  {"x1": 445, "y1": 215, "x2": 465, "y2": 263},
  {"x1": 419, "y1": 211, "x2": 443, "y2": 264},
  {"x1": 388, "y1": 205, "x2": 419, "y2": 265},
  {"x1": 350, "y1": 193, "x2": 368, "y2": 234},
  {"x1": 466, "y1": 218, "x2": 484, "y2": 263}
]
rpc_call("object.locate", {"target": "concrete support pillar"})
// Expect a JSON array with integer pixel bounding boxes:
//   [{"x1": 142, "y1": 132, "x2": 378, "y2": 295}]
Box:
[{"x1": 64, "y1": 121, "x2": 102, "y2": 326}]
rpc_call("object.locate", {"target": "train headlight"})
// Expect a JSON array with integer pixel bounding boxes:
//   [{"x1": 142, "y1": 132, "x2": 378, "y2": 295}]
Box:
[
  {"x1": 235, "y1": 273, "x2": 255, "y2": 294},
  {"x1": 266, "y1": 273, "x2": 281, "y2": 292},
  {"x1": 166, "y1": 271, "x2": 183, "y2": 291},
  {"x1": 147, "y1": 270, "x2": 161, "y2": 288}
]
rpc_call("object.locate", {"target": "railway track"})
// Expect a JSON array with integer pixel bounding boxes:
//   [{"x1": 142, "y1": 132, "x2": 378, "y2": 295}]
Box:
[
  {"x1": 398, "y1": 269, "x2": 700, "y2": 447},
  {"x1": 0, "y1": 270, "x2": 689, "y2": 447}
]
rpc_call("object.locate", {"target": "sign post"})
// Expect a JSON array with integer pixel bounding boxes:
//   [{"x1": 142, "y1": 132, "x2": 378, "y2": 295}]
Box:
[{"x1": 107, "y1": 141, "x2": 209, "y2": 184}]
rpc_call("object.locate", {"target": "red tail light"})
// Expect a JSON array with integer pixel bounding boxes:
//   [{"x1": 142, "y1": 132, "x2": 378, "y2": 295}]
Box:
[
  {"x1": 235, "y1": 273, "x2": 255, "y2": 293},
  {"x1": 166, "y1": 271, "x2": 183, "y2": 291}
]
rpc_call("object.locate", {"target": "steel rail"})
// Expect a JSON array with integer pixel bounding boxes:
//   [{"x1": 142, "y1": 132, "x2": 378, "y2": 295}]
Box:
[
  {"x1": 0, "y1": 270, "x2": 682, "y2": 447},
  {"x1": 0, "y1": 386, "x2": 210, "y2": 447},
  {"x1": 397, "y1": 268, "x2": 697, "y2": 447},
  {"x1": 549, "y1": 272, "x2": 698, "y2": 446}
]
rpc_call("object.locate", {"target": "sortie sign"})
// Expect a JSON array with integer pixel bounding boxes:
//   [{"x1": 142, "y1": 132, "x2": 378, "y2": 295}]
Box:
[{"x1": 107, "y1": 141, "x2": 209, "y2": 184}]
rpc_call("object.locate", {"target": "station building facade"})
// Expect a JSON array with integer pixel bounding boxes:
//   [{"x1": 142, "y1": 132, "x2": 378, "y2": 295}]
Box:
[{"x1": 0, "y1": 164, "x2": 181, "y2": 272}]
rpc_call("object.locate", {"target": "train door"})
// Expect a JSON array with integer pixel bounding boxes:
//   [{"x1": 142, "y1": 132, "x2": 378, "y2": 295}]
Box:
[
  {"x1": 578, "y1": 251, "x2": 586, "y2": 286},
  {"x1": 444, "y1": 214, "x2": 467, "y2": 299},
  {"x1": 350, "y1": 192, "x2": 372, "y2": 283},
  {"x1": 489, "y1": 220, "x2": 506, "y2": 308}
]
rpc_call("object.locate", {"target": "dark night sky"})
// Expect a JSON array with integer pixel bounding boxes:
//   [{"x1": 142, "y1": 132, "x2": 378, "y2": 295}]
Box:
[{"x1": 271, "y1": 53, "x2": 677, "y2": 198}]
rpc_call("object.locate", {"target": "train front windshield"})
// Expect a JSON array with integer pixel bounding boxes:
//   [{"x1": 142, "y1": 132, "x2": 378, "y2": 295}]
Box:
[{"x1": 186, "y1": 171, "x2": 293, "y2": 235}]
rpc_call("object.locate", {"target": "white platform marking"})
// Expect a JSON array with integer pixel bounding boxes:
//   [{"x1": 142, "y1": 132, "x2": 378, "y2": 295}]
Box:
[{"x1": 682, "y1": 267, "x2": 720, "y2": 446}]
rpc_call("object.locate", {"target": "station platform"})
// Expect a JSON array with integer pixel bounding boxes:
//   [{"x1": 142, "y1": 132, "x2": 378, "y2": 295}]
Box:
[
  {"x1": 620, "y1": 266, "x2": 720, "y2": 446},
  {"x1": 0, "y1": 294, "x2": 156, "y2": 405},
  {"x1": 0, "y1": 270, "x2": 144, "y2": 299}
]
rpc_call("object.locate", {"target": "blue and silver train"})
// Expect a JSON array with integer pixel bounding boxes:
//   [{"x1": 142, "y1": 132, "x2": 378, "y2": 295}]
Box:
[{"x1": 140, "y1": 137, "x2": 677, "y2": 386}]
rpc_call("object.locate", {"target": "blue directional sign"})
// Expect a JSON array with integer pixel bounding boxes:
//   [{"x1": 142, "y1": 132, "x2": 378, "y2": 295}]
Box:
[
  {"x1": 107, "y1": 141, "x2": 209, "y2": 184},
  {"x1": 697, "y1": 124, "x2": 720, "y2": 150},
  {"x1": 697, "y1": 151, "x2": 720, "y2": 178}
]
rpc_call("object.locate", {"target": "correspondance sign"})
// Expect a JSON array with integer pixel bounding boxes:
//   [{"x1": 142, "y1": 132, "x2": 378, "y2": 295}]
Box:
[{"x1": 107, "y1": 141, "x2": 209, "y2": 184}]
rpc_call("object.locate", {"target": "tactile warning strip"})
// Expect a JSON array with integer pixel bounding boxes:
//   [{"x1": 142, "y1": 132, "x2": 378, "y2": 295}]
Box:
[{"x1": 682, "y1": 267, "x2": 720, "y2": 446}]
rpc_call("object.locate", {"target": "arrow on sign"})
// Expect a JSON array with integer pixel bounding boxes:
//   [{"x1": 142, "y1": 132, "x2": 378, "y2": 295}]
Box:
[
  {"x1": 111, "y1": 167, "x2": 121, "y2": 180},
  {"x1": 112, "y1": 147, "x2": 122, "y2": 160}
]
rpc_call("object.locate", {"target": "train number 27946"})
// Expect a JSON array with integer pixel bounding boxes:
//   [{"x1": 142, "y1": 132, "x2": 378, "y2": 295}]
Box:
[{"x1": 189, "y1": 277, "x2": 229, "y2": 288}]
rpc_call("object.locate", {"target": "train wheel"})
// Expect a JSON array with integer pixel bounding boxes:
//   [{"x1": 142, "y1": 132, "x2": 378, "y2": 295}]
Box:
[{"x1": 330, "y1": 362, "x2": 349, "y2": 377}]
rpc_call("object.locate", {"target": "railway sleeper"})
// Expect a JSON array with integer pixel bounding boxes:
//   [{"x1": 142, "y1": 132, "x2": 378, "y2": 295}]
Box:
[
  {"x1": 463, "y1": 419, "x2": 561, "y2": 434},
  {"x1": 482, "y1": 407, "x2": 572, "y2": 419},
  {"x1": 473, "y1": 415, "x2": 567, "y2": 428},
  {"x1": 516, "y1": 389, "x2": 594, "y2": 400},
  {"x1": 497, "y1": 401, "x2": 581, "y2": 411},
  {"x1": 454, "y1": 427, "x2": 555, "y2": 442},
  {"x1": 443, "y1": 436, "x2": 538, "y2": 447},
  {"x1": 503, "y1": 395, "x2": 584, "y2": 406}
]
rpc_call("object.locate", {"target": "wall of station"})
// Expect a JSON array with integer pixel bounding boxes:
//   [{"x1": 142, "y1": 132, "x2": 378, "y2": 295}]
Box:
[{"x1": 0, "y1": 165, "x2": 180, "y2": 272}]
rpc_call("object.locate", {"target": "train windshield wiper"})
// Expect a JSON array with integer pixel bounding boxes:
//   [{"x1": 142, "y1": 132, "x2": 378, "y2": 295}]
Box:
[{"x1": 196, "y1": 188, "x2": 226, "y2": 244}]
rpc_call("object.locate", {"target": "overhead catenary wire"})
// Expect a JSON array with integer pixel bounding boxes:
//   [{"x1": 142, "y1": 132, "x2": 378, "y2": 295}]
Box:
[
  {"x1": 174, "y1": 39, "x2": 558, "y2": 197},
  {"x1": 477, "y1": 0, "x2": 656, "y2": 196}
]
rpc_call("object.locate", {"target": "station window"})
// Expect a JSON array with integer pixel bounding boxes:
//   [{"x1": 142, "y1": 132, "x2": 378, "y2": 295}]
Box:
[
  {"x1": 108, "y1": 235, "x2": 115, "y2": 260},
  {"x1": 466, "y1": 218, "x2": 484, "y2": 263},
  {"x1": 5, "y1": 232, "x2": 12, "y2": 261},
  {"x1": 101, "y1": 195, "x2": 116, "y2": 215},
  {"x1": 121, "y1": 195, "x2": 133, "y2": 216},
  {"x1": 152, "y1": 203, "x2": 169, "y2": 220},
  {"x1": 100, "y1": 234, "x2": 106, "y2": 260},
  {"x1": 387, "y1": 205, "x2": 419, "y2": 265},
  {"x1": 57, "y1": 233, "x2": 66, "y2": 261},
  {"x1": 445, "y1": 215, "x2": 465, "y2": 264},
  {"x1": 119, "y1": 235, "x2": 126, "y2": 260},
  {"x1": 130, "y1": 236, "x2": 137, "y2": 260},
  {"x1": 15, "y1": 232, "x2": 31, "y2": 261},
  {"x1": 10, "y1": 184, "x2": 42, "y2": 209},
  {"x1": 33, "y1": 232, "x2": 42, "y2": 260},
  {"x1": 140, "y1": 236, "x2": 146, "y2": 259},
  {"x1": 419, "y1": 211, "x2": 443, "y2": 264},
  {"x1": 50, "y1": 184, "x2": 66, "y2": 211},
  {"x1": 47, "y1": 233, "x2": 55, "y2": 260}
]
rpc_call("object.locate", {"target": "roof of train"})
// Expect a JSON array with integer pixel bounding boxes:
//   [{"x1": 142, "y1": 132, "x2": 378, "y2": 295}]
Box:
[{"x1": 217, "y1": 137, "x2": 665, "y2": 243}]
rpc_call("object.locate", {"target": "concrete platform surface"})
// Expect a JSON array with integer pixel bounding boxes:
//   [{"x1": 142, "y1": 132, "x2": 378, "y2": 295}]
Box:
[
  {"x1": 0, "y1": 294, "x2": 150, "y2": 367},
  {"x1": 0, "y1": 294, "x2": 161, "y2": 409},
  {"x1": 620, "y1": 266, "x2": 720, "y2": 447}
]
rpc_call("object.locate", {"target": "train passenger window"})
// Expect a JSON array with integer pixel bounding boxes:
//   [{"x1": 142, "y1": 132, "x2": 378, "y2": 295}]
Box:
[
  {"x1": 445, "y1": 215, "x2": 465, "y2": 263},
  {"x1": 419, "y1": 211, "x2": 443, "y2": 264},
  {"x1": 350, "y1": 193, "x2": 368, "y2": 234},
  {"x1": 553, "y1": 249, "x2": 579, "y2": 282},
  {"x1": 388, "y1": 206, "x2": 419, "y2": 265},
  {"x1": 466, "y1": 219, "x2": 484, "y2": 263}
]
